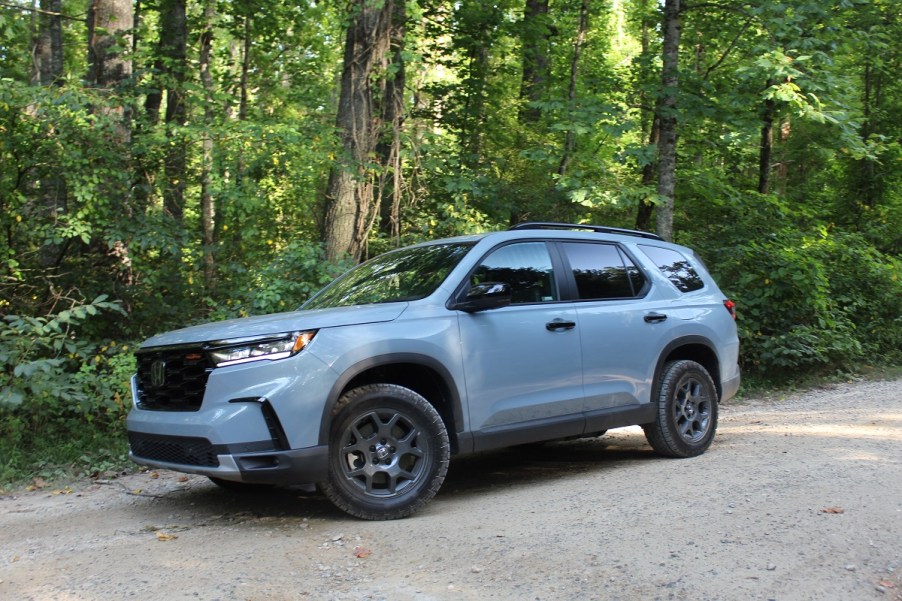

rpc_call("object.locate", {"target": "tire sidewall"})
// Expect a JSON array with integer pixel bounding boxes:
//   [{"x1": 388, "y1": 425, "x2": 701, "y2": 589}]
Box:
[
  {"x1": 655, "y1": 360, "x2": 719, "y2": 457},
  {"x1": 323, "y1": 384, "x2": 450, "y2": 519}
]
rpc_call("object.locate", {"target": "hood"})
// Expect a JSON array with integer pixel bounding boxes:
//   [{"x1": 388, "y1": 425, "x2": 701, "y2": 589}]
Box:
[{"x1": 140, "y1": 303, "x2": 408, "y2": 349}]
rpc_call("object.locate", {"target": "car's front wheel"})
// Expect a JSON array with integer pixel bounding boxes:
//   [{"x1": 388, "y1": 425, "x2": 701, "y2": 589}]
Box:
[
  {"x1": 643, "y1": 360, "x2": 718, "y2": 458},
  {"x1": 319, "y1": 384, "x2": 450, "y2": 520}
]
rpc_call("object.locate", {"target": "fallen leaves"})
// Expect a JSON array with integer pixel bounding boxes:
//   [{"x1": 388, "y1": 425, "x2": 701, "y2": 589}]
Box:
[
  {"x1": 820, "y1": 507, "x2": 845, "y2": 514},
  {"x1": 25, "y1": 477, "x2": 47, "y2": 492},
  {"x1": 155, "y1": 531, "x2": 178, "y2": 542}
]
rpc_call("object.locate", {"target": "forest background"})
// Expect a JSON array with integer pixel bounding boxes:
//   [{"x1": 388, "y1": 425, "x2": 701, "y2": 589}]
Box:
[{"x1": 0, "y1": 0, "x2": 900, "y2": 486}]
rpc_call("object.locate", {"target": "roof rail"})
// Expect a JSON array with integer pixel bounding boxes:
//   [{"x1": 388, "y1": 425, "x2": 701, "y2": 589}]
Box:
[{"x1": 509, "y1": 222, "x2": 664, "y2": 241}]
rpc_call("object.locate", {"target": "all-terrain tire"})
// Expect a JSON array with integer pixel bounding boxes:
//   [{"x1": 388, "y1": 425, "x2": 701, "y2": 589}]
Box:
[
  {"x1": 643, "y1": 360, "x2": 719, "y2": 458},
  {"x1": 319, "y1": 384, "x2": 450, "y2": 520}
]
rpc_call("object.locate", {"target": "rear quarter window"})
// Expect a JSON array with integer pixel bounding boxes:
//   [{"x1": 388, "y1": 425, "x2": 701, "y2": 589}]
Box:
[{"x1": 638, "y1": 245, "x2": 704, "y2": 293}]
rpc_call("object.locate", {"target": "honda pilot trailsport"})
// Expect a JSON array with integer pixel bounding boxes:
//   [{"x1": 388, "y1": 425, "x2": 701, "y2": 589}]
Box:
[{"x1": 127, "y1": 222, "x2": 740, "y2": 520}]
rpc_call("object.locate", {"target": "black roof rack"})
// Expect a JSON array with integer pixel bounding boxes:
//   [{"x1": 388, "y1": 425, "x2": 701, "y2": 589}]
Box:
[{"x1": 509, "y1": 222, "x2": 664, "y2": 241}]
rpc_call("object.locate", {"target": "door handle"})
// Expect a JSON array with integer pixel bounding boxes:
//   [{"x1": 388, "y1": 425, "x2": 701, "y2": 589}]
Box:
[
  {"x1": 644, "y1": 313, "x2": 668, "y2": 323},
  {"x1": 546, "y1": 319, "x2": 576, "y2": 331}
]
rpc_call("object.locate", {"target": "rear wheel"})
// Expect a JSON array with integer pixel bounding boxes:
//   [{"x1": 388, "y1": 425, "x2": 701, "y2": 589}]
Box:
[
  {"x1": 319, "y1": 384, "x2": 450, "y2": 520},
  {"x1": 643, "y1": 360, "x2": 718, "y2": 458}
]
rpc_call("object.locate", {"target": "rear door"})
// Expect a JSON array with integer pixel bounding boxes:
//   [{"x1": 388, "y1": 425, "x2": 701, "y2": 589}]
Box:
[{"x1": 556, "y1": 241, "x2": 670, "y2": 414}]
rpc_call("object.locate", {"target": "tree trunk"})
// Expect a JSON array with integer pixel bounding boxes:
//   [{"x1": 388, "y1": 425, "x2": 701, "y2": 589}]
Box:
[
  {"x1": 86, "y1": 0, "x2": 133, "y2": 141},
  {"x1": 519, "y1": 0, "x2": 552, "y2": 123},
  {"x1": 655, "y1": 0, "x2": 681, "y2": 242},
  {"x1": 239, "y1": 15, "x2": 251, "y2": 123},
  {"x1": 636, "y1": 116, "x2": 660, "y2": 231},
  {"x1": 856, "y1": 55, "x2": 878, "y2": 210},
  {"x1": 199, "y1": 0, "x2": 216, "y2": 291},
  {"x1": 323, "y1": 0, "x2": 395, "y2": 263},
  {"x1": 86, "y1": 0, "x2": 133, "y2": 88},
  {"x1": 144, "y1": 0, "x2": 188, "y2": 219},
  {"x1": 85, "y1": 0, "x2": 134, "y2": 286},
  {"x1": 757, "y1": 79, "x2": 776, "y2": 195},
  {"x1": 634, "y1": 0, "x2": 657, "y2": 232},
  {"x1": 32, "y1": 0, "x2": 64, "y2": 85},
  {"x1": 558, "y1": 0, "x2": 589, "y2": 178},
  {"x1": 32, "y1": 0, "x2": 66, "y2": 271},
  {"x1": 377, "y1": 0, "x2": 407, "y2": 242}
]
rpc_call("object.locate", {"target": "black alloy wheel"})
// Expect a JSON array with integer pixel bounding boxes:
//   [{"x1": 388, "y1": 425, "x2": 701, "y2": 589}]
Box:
[
  {"x1": 643, "y1": 360, "x2": 719, "y2": 458},
  {"x1": 319, "y1": 384, "x2": 450, "y2": 520}
]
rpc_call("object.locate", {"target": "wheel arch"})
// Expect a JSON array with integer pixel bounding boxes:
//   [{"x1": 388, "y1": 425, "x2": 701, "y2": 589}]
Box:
[
  {"x1": 319, "y1": 354, "x2": 464, "y2": 453},
  {"x1": 652, "y1": 336, "x2": 723, "y2": 403}
]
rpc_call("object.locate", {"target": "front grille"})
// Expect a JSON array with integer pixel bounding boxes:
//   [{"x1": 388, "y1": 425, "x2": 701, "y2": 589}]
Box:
[
  {"x1": 129, "y1": 432, "x2": 220, "y2": 467},
  {"x1": 135, "y1": 346, "x2": 213, "y2": 411}
]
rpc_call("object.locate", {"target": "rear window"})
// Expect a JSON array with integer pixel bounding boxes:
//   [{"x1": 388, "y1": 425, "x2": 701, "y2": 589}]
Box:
[
  {"x1": 561, "y1": 242, "x2": 646, "y2": 299},
  {"x1": 639, "y1": 245, "x2": 704, "y2": 293}
]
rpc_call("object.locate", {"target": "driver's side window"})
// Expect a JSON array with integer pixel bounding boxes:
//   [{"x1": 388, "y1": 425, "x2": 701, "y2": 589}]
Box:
[{"x1": 472, "y1": 242, "x2": 558, "y2": 304}]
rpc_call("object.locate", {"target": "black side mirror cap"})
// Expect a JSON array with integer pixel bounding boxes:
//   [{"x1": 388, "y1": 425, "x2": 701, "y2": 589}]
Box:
[{"x1": 450, "y1": 282, "x2": 512, "y2": 313}]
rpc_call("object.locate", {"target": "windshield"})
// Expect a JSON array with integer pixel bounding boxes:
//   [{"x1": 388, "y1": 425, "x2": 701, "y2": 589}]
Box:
[{"x1": 302, "y1": 242, "x2": 475, "y2": 309}]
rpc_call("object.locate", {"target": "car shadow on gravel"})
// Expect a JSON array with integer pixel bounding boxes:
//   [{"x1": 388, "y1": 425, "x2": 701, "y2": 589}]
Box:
[
  {"x1": 127, "y1": 431, "x2": 657, "y2": 522},
  {"x1": 440, "y1": 433, "x2": 654, "y2": 497}
]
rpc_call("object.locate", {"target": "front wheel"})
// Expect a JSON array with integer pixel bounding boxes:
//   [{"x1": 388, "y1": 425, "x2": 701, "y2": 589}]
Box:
[
  {"x1": 643, "y1": 360, "x2": 719, "y2": 458},
  {"x1": 319, "y1": 384, "x2": 450, "y2": 520}
]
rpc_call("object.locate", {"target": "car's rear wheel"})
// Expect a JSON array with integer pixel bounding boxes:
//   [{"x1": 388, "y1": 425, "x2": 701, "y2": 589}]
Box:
[
  {"x1": 319, "y1": 384, "x2": 450, "y2": 520},
  {"x1": 643, "y1": 360, "x2": 718, "y2": 458}
]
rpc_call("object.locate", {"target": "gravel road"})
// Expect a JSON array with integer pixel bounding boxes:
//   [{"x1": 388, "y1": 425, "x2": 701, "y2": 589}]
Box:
[{"x1": 1, "y1": 377, "x2": 901, "y2": 601}]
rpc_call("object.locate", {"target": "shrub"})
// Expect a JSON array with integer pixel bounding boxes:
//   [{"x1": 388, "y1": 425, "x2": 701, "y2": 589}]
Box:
[
  {"x1": 708, "y1": 227, "x2": 901, "y2": 377},
  {"x1": 0, "y1": 296, "x2": 132, "y2": 486}
]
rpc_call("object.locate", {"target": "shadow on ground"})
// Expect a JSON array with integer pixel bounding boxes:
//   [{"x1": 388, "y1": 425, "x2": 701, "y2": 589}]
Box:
[{"x1": 127, "y1": 430, "x2": 657, "y2": 522}]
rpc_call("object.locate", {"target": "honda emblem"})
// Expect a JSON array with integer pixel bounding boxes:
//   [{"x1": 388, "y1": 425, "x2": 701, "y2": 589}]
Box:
[{"x1": 150, "y1": 360, "x2": 167, "y2": 388}]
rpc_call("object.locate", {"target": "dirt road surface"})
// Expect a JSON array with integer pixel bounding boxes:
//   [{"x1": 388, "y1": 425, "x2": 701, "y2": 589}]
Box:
[{"x1": 2, "y1": 378, "x2": 901, "y2": 601}]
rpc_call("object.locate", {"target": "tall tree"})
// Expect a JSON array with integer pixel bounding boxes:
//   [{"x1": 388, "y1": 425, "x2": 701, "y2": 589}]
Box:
[
  {"x1": 376, "y1": 0, "x2": 407, "y2": 242},
  {"x1": 557, "y1": 0, "x2": 590, "y2": 178},
  {"x1": 31, "y1": 0, "x2": 64, "y2": 86},
  {"x1": 323, "y1": 0, "x2": 396, "y2": 262},
  {"x1": 655, "y1": 0, "x2": 680, "y2": 242},
  {"x1": 757, "y1": 78, "x2": 776, "y2": 194},
  {"x1": 519, "y1": 0, "x2": 552, "y2": 123},
  {"x1": 86, "y1": 0, "x2": 133, "y2": 139},
  {"x1": 86, "y1": 0, "x2": 133, "y2": 88},
  {"x1": 199, "y1": 0, "x2": 217, "y2": 290},
  {"x1": 144, "y1": 0, "x2": 187, "y2": 219},
  {"x1": 634, "y1": 0, "x2": 659, "y2": 231}
]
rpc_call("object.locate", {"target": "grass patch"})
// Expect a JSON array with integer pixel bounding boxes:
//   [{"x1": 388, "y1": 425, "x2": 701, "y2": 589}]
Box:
[{"x1": 0, "y1": 421, "x2": 131, "y2": 494}]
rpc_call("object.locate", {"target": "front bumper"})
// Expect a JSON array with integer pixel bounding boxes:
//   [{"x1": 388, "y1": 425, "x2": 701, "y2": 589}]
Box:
[{"x1": 128, "y1": 435, "x2": 329, "y2": 485}]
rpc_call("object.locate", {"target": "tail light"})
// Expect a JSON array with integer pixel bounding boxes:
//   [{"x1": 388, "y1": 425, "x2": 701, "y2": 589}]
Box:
[{"x1": 723, "y1": 299, "x2": 737, "y2": 320}]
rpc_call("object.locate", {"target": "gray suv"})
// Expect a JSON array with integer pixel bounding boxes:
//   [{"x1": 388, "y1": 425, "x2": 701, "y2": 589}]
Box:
[{"x1": 127, "y1": 223, "x2": 740, "y2": 519}]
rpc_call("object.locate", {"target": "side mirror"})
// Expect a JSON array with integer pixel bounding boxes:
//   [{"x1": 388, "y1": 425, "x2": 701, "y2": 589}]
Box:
[{"x1": 451, "y1": 282, "x2": 512, "y2": 313}]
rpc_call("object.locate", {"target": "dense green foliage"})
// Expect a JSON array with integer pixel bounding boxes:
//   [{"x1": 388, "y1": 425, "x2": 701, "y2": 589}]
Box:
[{"x1": 1, "y1": 0, "x2": 900, "y2": 486}]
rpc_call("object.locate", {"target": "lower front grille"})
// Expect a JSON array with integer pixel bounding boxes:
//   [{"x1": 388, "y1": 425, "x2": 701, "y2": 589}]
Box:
[{"x1": 128, "y1": 432, "x2": 220, "y2": 467}]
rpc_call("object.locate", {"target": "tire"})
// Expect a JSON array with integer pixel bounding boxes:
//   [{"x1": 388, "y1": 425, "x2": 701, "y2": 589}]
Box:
[
  {"x1": 643, "y1": 360, "x2": 719, "y2": 458},
  {"x1": 319, "y1": 384, "x2": 450, "y2": 520}
]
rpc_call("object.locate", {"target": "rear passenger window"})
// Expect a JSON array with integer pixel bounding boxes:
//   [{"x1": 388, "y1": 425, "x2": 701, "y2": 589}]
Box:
[
  {"x1": 561, "y1": 242, "x2": 646, "y2": 299},
  {"x1": 639, "y1": 245, "x2": 704, "y2": 293}
]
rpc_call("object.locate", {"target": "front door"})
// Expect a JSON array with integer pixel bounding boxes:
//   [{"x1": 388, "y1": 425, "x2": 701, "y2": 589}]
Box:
[{"x1": 456, "y1": 241, "x2": 583, "y2": 444}]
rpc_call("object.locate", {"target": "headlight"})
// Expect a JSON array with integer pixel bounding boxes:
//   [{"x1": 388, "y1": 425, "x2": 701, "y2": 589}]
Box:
[{"x1": 207, "y1": 331, "x2": 317, "y2": 367}]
